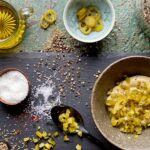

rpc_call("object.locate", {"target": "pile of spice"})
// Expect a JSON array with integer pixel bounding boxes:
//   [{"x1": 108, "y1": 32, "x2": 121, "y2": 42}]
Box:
[{"x1": 45, "y1": 28, "x2": 72, "y2": 52}]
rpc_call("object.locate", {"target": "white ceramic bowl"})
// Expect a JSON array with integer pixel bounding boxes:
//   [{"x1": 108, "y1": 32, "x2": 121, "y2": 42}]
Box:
[{"x1": 63, "y1": 0, "x2": 115, "y2": 43}]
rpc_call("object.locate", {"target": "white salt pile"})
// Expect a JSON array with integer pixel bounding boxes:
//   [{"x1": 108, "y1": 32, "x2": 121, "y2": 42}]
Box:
[
  {"x1": 35, "y1": 84, "x2": 54, "y2": 102},
  {"x1": 31, "y1": 80, "x2": 61, "y2": 119},
  {"x1": 0, "y1": 70, "x2": 29, "y2": 105}
]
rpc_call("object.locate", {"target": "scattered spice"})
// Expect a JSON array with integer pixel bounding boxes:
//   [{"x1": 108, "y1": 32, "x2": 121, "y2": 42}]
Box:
[
  {"x1": 13, "y1": 129, "x2": 21, "y2": 135},
  {"x1": 31, "y1": 115, "x2": 41, "y2": 122}
]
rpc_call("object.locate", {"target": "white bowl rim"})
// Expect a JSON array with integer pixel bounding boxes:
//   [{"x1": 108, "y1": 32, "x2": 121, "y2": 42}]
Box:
[{"x1": 63, "y1": 0, "x2": 116, "y2": 43}]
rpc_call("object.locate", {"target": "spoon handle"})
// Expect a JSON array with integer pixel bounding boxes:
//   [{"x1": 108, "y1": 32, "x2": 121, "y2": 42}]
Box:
[{"x1": 83, "y1": 132, "x2": 109, "y2": 150}]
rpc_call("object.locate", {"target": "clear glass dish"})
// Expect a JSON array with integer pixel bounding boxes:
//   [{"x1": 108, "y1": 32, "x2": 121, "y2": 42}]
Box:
[{"x1": 0, "y1": 0, "x2": 33, "y2": 51}]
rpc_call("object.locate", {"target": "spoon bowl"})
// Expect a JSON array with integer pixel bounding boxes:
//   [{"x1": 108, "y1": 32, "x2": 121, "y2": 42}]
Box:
[
  {"x1": 51, "y1": 105, "x2": 109, "y2": 150},
  {"x1": 51, "y1": 105, "x2": 84, "y2": 131}
]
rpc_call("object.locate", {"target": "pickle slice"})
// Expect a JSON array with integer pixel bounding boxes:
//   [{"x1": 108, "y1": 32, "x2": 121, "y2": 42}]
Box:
[
  {"x1": 77, "y1": 8, "x2": 87, "y2": 21},
  {"x1": 76, "y1": 6, "x2": 104, "y2": 35},
  {"x1": 40, "y1": 9, "x2": 57, "y2": 29},
  {"x1": 93, "y1": 19, "x2": 104, "y2": 32},
  {"x1": 44, "y1": 9, "x2": 57, "y2": 24},
  {"x1": 84, "y1": 16, "x2": 97, "y2": 28},
  {"x1": 79, "y1": 22, "x2": 92, "y2": 35},
  {"x1": 40, "y1": 16, "x2": 49, "y2": 29}
]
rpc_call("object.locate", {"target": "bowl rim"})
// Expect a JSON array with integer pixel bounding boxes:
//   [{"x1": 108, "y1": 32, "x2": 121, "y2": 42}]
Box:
[
  {"x1": 63, "y1": 0, "x2": 116, "y2": 43},
  {"x1": 91, "y1": 55, "x2": 150, "y2": 149}
]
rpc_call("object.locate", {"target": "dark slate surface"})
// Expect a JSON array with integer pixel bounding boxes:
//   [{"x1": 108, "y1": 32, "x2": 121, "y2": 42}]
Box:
[{"x1": 0, "y1": 52, "x2": 150, "y2": 150}]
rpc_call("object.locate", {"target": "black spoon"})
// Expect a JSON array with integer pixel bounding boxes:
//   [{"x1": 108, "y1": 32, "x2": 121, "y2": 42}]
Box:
[{"x1": 51, "y1": 105, "x2": 109, "y2": 150}]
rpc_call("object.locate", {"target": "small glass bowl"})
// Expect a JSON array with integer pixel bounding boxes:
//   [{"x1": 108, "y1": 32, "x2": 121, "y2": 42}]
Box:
[{"x1": 0, "y1": 0, "x2": 33, "y2": 51}]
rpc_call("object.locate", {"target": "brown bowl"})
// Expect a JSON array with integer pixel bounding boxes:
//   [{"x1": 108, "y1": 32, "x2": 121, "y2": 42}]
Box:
[
  {"x1": 0, "y1": 68, "x2": 30, "y2": 105},
  {"x1": 91, "y1": 56, "x2": 150, "y2": 150}
]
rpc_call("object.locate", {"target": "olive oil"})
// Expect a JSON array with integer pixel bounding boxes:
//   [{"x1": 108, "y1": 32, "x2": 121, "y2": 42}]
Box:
[
  {"x1": 0, "y1": 0, "x2": 26, "y2": 50},
  {"x1": 0, "y1": 6, "x2": 18, "y2": 40}
]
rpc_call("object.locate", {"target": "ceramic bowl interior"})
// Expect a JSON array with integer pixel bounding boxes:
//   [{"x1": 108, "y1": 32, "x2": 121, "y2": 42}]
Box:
[
  {"x1": 63, "y1": 0, "x2": 115, "y2": 43},
  {"x1": 91, "y1": 56, "x2": 150, "y2": 150}
]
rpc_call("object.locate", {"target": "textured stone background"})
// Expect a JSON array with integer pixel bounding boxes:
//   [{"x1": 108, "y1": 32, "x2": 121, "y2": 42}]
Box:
[{"x1": 6, "y1": 0, "x2": 150, "y2": 53}]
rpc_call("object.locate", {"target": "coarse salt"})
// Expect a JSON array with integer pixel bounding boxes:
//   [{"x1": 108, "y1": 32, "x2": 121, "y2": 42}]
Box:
[
  {"x1": 0, "y1": 71, "x2": 29, "y2": 105},
  {"x1": 31, "y1": 80, "x2": 61, "y2": 119},
  {"x1": 35, "y1": 85, "x2": 54, "y2": 102}
]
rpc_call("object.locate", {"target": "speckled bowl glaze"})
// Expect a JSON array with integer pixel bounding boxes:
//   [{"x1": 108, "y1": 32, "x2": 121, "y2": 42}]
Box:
[
  {"x1": 91, "y1": 56, "x2": 150, "y2": 150},
  {"x1": 63, "y1": 0, "x2": 115, "y2": 43}
]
